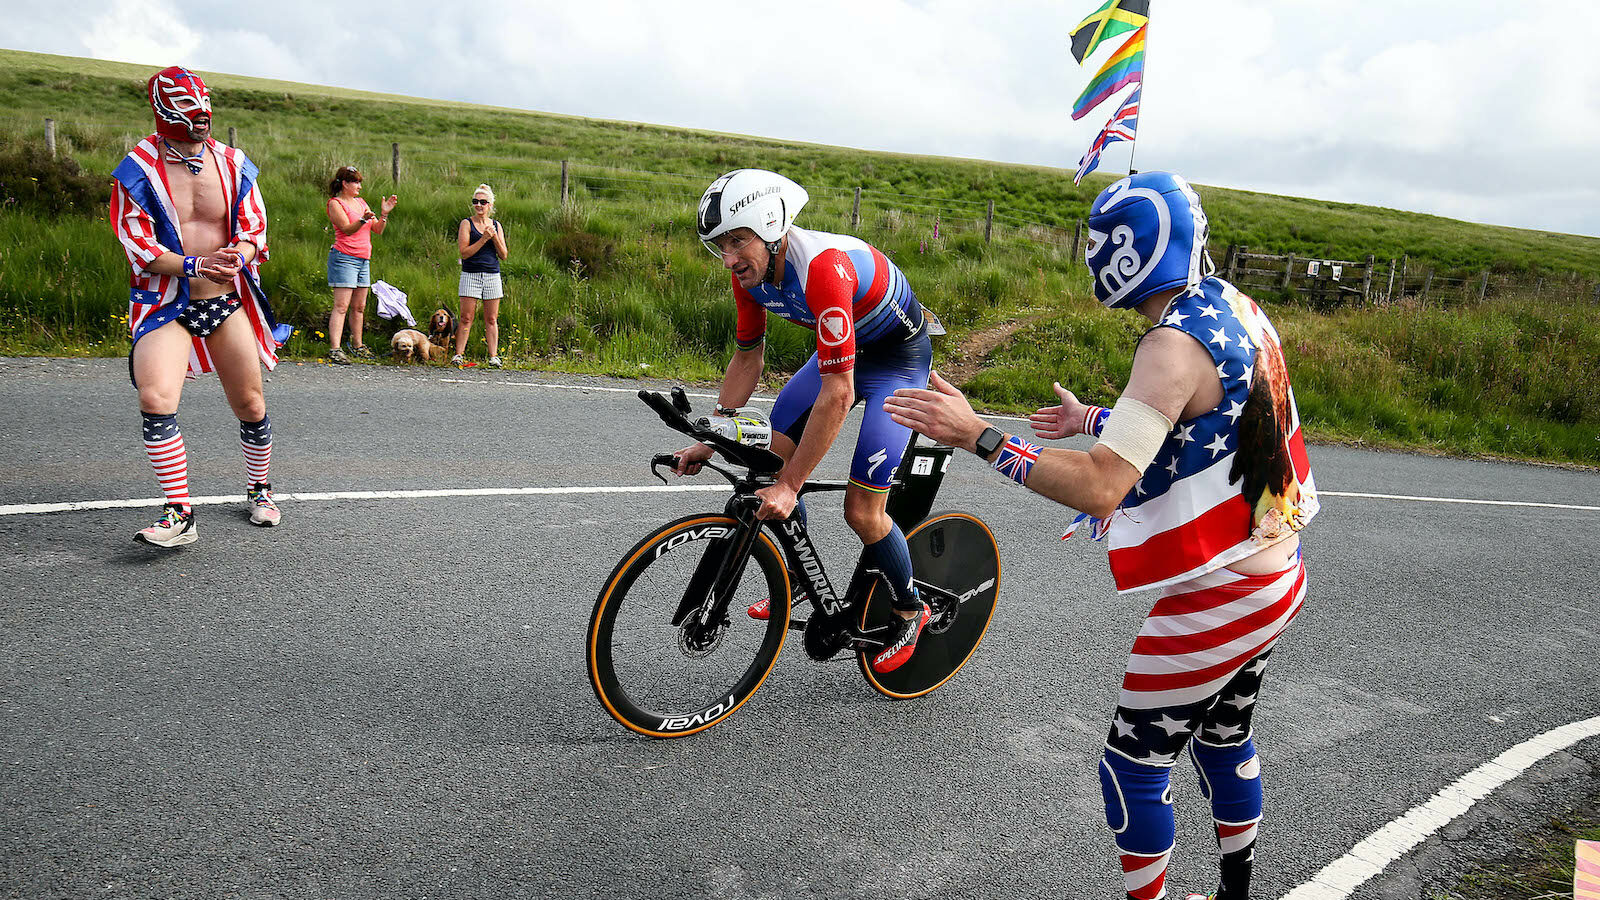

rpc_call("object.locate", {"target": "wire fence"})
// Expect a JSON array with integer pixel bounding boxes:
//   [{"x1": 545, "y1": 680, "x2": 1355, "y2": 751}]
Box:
[{"x1": 8, "y1": 113, "x2": 1597, "y2": 301}]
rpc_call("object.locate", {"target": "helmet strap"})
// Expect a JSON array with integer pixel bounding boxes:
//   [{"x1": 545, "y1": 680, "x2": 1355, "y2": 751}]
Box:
[{"x1": 763, "y1": 238, "x2": 784, "y2": 284}]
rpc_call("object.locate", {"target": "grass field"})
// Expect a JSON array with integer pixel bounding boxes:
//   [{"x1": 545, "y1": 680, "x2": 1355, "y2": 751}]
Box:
[{"x1": 1, "y1": 48, "x2": 1596, "y2": 464}]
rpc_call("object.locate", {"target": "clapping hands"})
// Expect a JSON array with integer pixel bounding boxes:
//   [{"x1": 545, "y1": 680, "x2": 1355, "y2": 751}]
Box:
[{"x1": 198, "y1": 247, "x2": 243, "y2": 285}]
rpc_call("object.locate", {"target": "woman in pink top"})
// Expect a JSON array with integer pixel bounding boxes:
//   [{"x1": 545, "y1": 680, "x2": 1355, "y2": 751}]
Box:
[{"x1": 325, "y1": 166, "x2": 398, "y2": 365}]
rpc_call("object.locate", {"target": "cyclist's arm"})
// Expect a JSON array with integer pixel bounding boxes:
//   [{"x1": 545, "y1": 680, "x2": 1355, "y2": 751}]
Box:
[
  {"x1": 718, "y1": 345, "x2": 764, "y2": 409},
  {"x1": 778, "y1": 369, "x2": 853, "y2": 493},
  {"x1": 717, "y1": 282, "x2": 769, "y2": 408}
]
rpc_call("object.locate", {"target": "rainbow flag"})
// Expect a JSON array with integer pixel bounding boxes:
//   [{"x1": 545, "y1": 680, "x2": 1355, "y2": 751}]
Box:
[
  {"x1": 1578, "y1": 840, "x2": 1600, "y2": 900},
  {"x1": 1072, "y1": 25, "x2": 1145, "y2": 121}
]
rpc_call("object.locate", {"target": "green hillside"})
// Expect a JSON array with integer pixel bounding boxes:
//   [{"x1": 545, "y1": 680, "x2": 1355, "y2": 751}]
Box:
[{"x1": 0, "y1": 48, "x2": 1595, "y2": 464}]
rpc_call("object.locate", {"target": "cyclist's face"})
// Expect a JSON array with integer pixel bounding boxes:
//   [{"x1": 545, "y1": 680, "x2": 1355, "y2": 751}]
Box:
[{"x1": 709, "y1": 228, "x2": 769, "y2": 289}]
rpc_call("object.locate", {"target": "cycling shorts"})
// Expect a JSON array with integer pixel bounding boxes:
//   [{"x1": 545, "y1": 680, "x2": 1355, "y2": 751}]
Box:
[{"x1": 769, "y1": 331, "x2": 933, "y2": 492}]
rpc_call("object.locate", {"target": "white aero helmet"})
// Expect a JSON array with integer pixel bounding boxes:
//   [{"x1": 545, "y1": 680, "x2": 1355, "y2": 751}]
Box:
[{"x1": 696, "y1": 169, "x2": 809, "y2": 260}]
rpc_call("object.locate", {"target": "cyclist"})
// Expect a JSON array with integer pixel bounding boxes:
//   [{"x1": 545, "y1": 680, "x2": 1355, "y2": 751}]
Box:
[
  {"x1": 674, "y1": 169, "x2": 933, "y2": 674},
  {"x1": 884, "y1": 172, "x2": 1318, "y2": 900}
]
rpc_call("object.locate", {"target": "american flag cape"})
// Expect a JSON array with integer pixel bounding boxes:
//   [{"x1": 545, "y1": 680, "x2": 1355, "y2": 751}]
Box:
[
  {"x1": 111, "y1": 135, "x2": 282, "y2": 380},
  {"x1": 1066, "y1": 278, "x2": 1319, "y2": 593},
  {"x1": 1074, "y1": 89, "x2": 1140, "y2": 186}
]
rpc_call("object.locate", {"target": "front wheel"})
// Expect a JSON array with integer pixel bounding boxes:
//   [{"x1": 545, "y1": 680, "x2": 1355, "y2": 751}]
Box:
[
  {"x1": 857, "y1": 512, "x2": 1000, "y2": 699},
  {"x1": 587, "y1": 514, "x2": 792, "y2": 738}
]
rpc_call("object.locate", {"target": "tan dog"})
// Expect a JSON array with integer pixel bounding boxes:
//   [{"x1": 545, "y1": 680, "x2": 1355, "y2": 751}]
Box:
[
  {"x1": 428, "y1": 308, "x2": 458, "y2": 353},
  {"x1": 390, "y1": 329, "x2": 447, "y2": 363}
]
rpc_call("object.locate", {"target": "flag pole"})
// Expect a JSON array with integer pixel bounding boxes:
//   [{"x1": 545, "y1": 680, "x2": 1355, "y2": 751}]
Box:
[{"x1": 1128, "y1": 2, "x2": 1148, "y2": 174}]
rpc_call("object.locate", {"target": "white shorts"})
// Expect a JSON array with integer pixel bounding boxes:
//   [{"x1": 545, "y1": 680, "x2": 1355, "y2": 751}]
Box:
[{"x1": 458, "y1": 271, "x2": 504, "y2": 300}]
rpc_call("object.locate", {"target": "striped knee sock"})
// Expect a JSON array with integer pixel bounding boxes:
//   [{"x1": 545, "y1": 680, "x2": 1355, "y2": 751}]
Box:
[
  {"x1": 240, "y1": 415, "x2": 272, "y2": 484},
  {"x1": 142, "y1": 412, "x2": 191, "y2": 511}
]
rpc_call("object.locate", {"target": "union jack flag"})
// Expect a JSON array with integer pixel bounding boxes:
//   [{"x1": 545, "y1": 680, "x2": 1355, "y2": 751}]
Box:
[
  {"x1": 993, "y1": 436, "x2": 1042, "y2": 483},
  {"x1": 1074, "y1": 88, "x2": 1140, "y2": 186}
]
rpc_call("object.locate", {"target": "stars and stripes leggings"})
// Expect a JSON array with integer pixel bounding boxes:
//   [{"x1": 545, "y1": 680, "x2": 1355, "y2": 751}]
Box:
[{"x1": 1099, "y1": 558, "x2": 1308, "y2": 900}]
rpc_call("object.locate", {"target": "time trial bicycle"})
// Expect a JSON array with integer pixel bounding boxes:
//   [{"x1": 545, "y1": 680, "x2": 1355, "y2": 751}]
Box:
[{"x1": 585, "y1": 387, "x2": 1000, "y2": 738}]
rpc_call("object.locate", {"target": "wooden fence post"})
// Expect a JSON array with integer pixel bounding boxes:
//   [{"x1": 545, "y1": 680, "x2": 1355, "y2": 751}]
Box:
[
  {"x1": 1281, "y1": 254, "x2": 1296, "y2": 290},
  {"x1": 560, "y1": 160, "x2": 569, "y2": 208},
  {"x1": 44, "y1": 118, "x2": 56, "y2": 157},
  {"x1": 1071, "y1": 219, "x2": 1083, "y2": 264},
  {"x1": 391, "y1": 142, "x2": 400, "y2": 184},
  {"x1": 1478, "y1": 270, "x2": 1489, "y2": 302},
  {"x1": 1535, "y1": 277, "x2": 1543, "y2": 298},
  {"x1": 984, "y1": 199, "x2": 994, "y2": 243},
  {"x1": 1421, "y1": 270, "x2": 1433, "y2": 305},
  {"x1": 1384, "y1": 259, "x2": 1397, "y2": 304},
  {"x1": 1361, "y1": 254, "x2": 1375, "y2": 304},
  {"x1": 851, "y1": 187, "x2": 861, "y2": 229},
  {"x1": 227, "y1": 126, "x2": 237, "y2": 147}
]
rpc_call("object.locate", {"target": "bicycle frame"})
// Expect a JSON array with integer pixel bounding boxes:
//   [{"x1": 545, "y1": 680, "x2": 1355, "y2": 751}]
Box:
[{"x1": 667, "y1": 435, "x2": 957, "y2": 658}]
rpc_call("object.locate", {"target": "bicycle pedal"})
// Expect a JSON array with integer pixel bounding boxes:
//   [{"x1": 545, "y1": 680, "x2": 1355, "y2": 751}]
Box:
[{"x1": 786, "y1": 618, "x2": 809, "y2": 632}]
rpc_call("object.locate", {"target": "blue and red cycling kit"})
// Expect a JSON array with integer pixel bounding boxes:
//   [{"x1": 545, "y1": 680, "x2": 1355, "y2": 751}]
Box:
[{"x1": 731, "y1": 226, "x2": 931, "y2": 493}]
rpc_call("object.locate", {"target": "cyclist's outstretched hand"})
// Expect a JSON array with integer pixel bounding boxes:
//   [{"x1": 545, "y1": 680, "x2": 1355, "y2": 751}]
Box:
[
  {"x1": 883, "y1": 371, "x2": 988, "y2": 453},
  {"x1": 673, "y1": 442, "x2": 714, "y2": 476},
  {"x1": 1029, "y1": 382, "x2": 1087, "y2": 440}
]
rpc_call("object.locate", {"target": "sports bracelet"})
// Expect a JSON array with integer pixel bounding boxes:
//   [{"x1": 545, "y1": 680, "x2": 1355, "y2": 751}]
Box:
[
  {"x1": 182, "y1": 256, "x2": 201, "y2": 278},
  {"x1": 1083, "y1": 405, "x2": 1110, "y2": 436},
  {"x1": 991, "y1": 435, "x2": 1043, "y2": 486}
]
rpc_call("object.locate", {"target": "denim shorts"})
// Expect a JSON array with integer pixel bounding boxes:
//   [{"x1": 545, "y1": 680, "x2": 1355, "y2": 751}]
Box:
[
  {"x1": 458, "y1": 271, "x2": 504, "y2": 300},
  {"x1": 327, "y1": 248, "x2": 371, "y2": 288}
]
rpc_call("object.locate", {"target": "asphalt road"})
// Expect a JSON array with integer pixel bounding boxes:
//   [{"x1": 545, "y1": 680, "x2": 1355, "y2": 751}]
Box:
[{"x1": 2, "y1": 357, "x2": 1597, "y2": 900}]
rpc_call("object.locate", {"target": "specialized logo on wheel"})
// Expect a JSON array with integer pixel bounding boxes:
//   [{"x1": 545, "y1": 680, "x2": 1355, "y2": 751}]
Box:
[
  {"x1": 654, "y1": 525, "x2": 733, "y2": 559},
  {"x1": 956, "y1": 578, "x2": 996, "y2": 605},
  {"x1": 658, "y1": 693, "x2": 736, "y2": 733},
  {"x1": 816, "y1": 307, "x2": 852, "y2": 347}
]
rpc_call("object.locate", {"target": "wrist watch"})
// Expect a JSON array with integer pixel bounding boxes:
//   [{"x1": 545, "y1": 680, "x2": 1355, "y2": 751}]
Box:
[{"x1": 974, "y1": 426, "x2": 1004, "y2": 459}]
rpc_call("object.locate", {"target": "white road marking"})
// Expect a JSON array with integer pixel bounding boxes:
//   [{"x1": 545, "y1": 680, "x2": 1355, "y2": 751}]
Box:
[
  {"x1": 0, "y1": 484, "x2": 731, "y2": 517},
  {"x1": 3, "y1": 377, "x2": 1592, "y2": 517},
  {"x1": 1318, "y1": 490, "x2": 1600, "y2": 512},
  {"x1": 1277, "y1": 714, "x2": 1600, "y2": 900}
]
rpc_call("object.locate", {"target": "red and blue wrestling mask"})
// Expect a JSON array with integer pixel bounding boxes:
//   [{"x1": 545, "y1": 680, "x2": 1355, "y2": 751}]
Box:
[{"x1": 147, "y1": 66, "x2": 212, "y2": 142}]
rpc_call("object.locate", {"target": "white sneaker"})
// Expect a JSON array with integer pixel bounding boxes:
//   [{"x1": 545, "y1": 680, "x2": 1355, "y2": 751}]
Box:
[
  {"x1": 451, "y1": 354, "x2": 464, "y2": 367},
  {"x1": 247, "y1": 482, "x2": 281, "y2": 527},
  {"x1": 487, "y1": 356, "x2": 502, "y2": 369},
  {"x1": 135, "y1": 504, "x2": 197, "y2": 548}
]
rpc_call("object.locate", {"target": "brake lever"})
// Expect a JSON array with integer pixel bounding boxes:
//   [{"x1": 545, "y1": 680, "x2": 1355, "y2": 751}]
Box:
[{"x1": 650, "y1": 453, "x2": 679, "y2": 484}]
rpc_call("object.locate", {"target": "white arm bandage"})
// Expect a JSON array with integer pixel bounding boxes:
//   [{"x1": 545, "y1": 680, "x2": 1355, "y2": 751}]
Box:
[{"x1": 1095, "y1": 396, "x2": 1174, "y2": 473}]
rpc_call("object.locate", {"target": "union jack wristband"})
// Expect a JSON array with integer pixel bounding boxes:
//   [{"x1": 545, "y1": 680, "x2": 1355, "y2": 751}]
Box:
[
  {"x1": 1083, "y1": 405, "x2": 1110, "y2": 437},
  {"x1": 992, "y1": 435, "x2": 1042, "y2": 485},
  {"x1": 182, "y1": 256, "x2": 201, "y2": 278}
]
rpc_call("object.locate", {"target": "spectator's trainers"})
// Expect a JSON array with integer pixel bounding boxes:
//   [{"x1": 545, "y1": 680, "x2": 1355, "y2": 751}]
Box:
[
  {"x1": 487, "y1": 356, "x2": 503, "y2": 368},
  {"x1": 351, "y1": 344, "x2": 375, "y2": 360},
  {"x1": 135, "y1": 503, "x2": 197, "y2": 549},
  {"x1": 451, "y1": 354, "x2": 464, "y2": 367},
  {"x1": 870, "y1": 602, "x2": 931, "y2": 674},
  {"x1": 1182, "y1": 893, "x2": 1218, "y2": 900},
  {"x1": 328, "y1": 347, "x2": 351, "y2": 365},
  {"x1": 247, "y1": 481, "x2": 281, "y2": 527}
]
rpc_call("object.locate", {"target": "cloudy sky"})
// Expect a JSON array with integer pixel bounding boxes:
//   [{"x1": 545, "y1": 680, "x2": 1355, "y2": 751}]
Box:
[{"x1": 11, "y1": 0, "x2": 1598, "y2": 236}]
